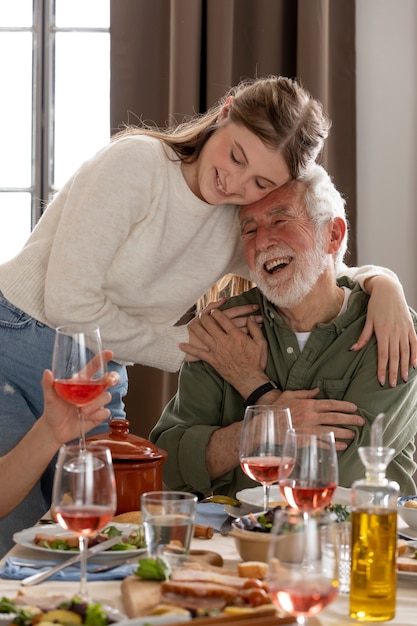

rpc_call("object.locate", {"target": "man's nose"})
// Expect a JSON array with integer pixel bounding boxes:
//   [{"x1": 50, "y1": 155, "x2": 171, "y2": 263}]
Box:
[{"x1": 255, "y1": 225, "x2": 276, "y2": 250}]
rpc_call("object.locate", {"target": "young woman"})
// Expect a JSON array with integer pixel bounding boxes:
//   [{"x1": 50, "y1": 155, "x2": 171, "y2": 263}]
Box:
[{"x1": 0, "y1": 75, "x2": 414, "y2": 553}]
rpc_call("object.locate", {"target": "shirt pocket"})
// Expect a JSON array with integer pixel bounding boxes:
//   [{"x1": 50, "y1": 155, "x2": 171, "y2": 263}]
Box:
[{"x1": 317, "y1": 377, "x2": 351, "y2": 401}]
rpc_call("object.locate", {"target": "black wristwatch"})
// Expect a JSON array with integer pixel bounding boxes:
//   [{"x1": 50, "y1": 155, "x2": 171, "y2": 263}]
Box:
[{"x1": 243, "y1": 380, "x2": 280, "y2": 409}]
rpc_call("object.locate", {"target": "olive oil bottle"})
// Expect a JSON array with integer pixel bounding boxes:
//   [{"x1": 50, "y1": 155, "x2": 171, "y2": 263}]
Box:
[{"x1": 349, "y1": 414, "x2": 399, "y2": 622}]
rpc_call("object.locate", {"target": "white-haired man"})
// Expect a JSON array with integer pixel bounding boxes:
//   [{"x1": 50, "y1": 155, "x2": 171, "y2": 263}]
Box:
[{"x1": 150, "y1": 164, "x2": 417, "y2": 497}]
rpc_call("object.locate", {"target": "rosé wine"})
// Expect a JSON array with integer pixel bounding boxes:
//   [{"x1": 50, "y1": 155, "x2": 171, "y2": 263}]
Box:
[
  {"x1": 241, "y1": 455, "x2": 295, "y2": 485},
  {"x1": 54, "y1": 379, "x2": 106, "y2": 406},
  {"x1": 55, "y1": 505, "x2": 114, "y2": 536},
  {"x1": 269, "y1": 582, "x2": 338, "y2": 616},
  {"x1": 280, "y1": 481, "x2": 337, "y2": 512}
]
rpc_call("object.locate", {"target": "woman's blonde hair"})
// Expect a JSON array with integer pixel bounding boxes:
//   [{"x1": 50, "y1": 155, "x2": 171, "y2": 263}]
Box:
[{"x1": 113, "y1": 75, "x2": 330, "y2": 179}]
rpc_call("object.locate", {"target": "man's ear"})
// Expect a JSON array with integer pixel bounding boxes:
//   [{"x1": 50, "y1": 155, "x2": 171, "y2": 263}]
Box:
[
  {"x1": 327, "y1": 217, "x2": 346, "y2": 253},
  {"x1": 218, "y1": 96, "x2": 234, "y2": 121}
]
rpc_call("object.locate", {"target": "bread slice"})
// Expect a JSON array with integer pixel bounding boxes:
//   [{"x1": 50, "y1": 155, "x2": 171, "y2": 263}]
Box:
[
  {"x1": 112, "y1": 511, "x2": 142, "y2": 524},
  {"x1": 237, "y1": 561, "x2": 268, "y2": 580}
]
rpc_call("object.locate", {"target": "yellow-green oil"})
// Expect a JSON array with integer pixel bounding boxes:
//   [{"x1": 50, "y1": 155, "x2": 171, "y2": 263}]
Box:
[{"x1": 349, "y1": 507, "x2": 397, "y2": 621}]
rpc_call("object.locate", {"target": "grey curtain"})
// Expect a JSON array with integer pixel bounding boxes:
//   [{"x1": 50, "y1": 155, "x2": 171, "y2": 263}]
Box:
[{"x1": 110, "y1": 0, "x2": 357, "y2": 437}]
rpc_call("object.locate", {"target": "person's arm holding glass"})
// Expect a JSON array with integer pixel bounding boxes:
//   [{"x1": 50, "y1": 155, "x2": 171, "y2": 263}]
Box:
[{"x1": 0, "y1": 352, "x2": 119, "y2": 520}]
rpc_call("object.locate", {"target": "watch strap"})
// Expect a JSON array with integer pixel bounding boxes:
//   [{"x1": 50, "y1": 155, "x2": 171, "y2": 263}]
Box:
[{"x1": 243, "y1": 380, "x2": 280, "y2": 409}]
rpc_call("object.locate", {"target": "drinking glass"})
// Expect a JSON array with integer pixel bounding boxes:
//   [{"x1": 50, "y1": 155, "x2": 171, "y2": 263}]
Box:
[
  {"x1": 52, "y1": 443, "x2": 117, "y2": 600},
  {"x1": 52, "y1": 324, "x2": 108, "y2": 452},
  {"x1": 141, "y1": 491, "x2": 197, "y2": 568},
  {"x1": 239, "y1": 405, "x2": 293, "y2": 512},
  {"x1": 279, "y1": 429, "x2": 338, "y2": 515},
  {"x1": 267, "y1": 509, "x2": 339, "y2": 624}
]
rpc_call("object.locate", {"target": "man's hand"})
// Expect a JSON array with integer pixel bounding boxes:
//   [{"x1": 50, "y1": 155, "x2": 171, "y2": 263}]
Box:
[{"x1": 278, "y1": 389, "x2": 365, "y2": 450}]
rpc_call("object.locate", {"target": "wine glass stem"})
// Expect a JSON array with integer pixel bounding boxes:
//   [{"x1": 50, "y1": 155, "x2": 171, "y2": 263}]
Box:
[
  {"x1": 263, "y1": 483, "x2": 270, "y2": 511},
  {"x1": 78, "y1": 407, "x2": 86, "y2": 453},
  {"x1": 78, "y1": 535, "x2": 89, "y2": 600}
]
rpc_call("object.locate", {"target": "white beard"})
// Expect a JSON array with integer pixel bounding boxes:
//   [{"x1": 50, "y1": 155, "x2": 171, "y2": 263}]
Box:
[{"x1": 250, "y1": 234, "x2": 328, "y2": 309}]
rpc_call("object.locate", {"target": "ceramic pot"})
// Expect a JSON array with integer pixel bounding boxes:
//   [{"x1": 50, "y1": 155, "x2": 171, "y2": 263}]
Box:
[{"x1": 86, "y1": 419, "x2": 167, "y2": 514}]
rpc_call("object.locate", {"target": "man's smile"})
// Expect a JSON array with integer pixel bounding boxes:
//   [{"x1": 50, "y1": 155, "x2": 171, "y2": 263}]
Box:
[{"x1": 264, "y1": 256, "x2": 292, "y2": 274}]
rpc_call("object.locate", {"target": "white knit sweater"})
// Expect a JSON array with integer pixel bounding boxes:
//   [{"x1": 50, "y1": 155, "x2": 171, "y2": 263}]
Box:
[{"x1": 0, "y1": 135, "x2": 395, "y2": 371}]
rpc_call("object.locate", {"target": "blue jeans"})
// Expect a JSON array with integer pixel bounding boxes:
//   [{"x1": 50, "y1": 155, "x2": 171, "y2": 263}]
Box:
[{"x1": 0, "y1": 292, "x2": 128, "y2": 556}]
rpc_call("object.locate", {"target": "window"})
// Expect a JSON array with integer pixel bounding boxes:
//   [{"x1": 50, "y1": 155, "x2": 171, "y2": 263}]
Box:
[{"x1": 0, "y1": 0, "x2": 110, "y2": 263}]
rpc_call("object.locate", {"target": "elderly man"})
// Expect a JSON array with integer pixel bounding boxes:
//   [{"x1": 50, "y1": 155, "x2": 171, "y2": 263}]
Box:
[{"x1": 150, "y1": 164, "x2": 417, "y2": 497}]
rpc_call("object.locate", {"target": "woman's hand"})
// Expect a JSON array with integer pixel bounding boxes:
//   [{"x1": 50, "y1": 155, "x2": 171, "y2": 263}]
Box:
[
  {"x1": 350, "y1": 276, "x2": 417, "y2": 387},
  {"x1": 41, "y1": 350, "x2": 120, "y2": 445}
]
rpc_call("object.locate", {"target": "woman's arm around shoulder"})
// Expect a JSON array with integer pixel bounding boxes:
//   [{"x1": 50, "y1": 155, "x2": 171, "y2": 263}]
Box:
[{"x1": 343, "y1": 265, "x2": 417, "y2": 387}]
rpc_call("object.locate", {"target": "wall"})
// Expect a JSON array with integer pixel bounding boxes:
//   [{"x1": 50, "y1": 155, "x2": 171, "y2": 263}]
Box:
[{"x1": 356, "y1": 0, "x2": 417, "y2": 311}]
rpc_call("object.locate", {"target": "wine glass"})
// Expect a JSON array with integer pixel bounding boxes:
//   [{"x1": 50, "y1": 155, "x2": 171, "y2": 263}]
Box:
[
  {"x1": 52, "y1": 443, "x2": 117, "y2": 600},
  {"x1": 267, "y1": 508, "x2": 339, "y2": 624},
  {"x1": 279, "y1": 429, "x2": 339, "y2": 515},
  {"x1": 52, "y1": 324, "x2": 108, "y2": 452},
  {"x1": 239, "y1": 405, "x2": 293, "y2": 512}
]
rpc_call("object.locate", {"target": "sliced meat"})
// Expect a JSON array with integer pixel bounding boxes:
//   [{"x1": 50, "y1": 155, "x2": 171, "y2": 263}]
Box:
[
  {"x1": 161, "y1": 580, "x2": 239, "y2": 602},
  {"x1": 171, "y1": 567, "x2": 247, "y2": 588},
  {"x1": 160, "y1": 592, "x2": 227, "y2": 612}
]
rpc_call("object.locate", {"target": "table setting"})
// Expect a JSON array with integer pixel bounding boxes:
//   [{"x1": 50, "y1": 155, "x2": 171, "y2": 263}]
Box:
[
  {"x1": 1, "y1": 489, "x2": 417, "y2": 625},
  {"x1": 1, "y1": 355, "x2": 417, "y2": 626}
]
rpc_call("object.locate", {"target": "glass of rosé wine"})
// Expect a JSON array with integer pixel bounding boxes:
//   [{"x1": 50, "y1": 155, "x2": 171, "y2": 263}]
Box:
[
  {"x1": 52, "y1": 443, "x2": 117, "y2": 600},
  {"x1": 239, "y1": 405, "x2": 293, "y2": 512},
  {"x1": 267, "y1": 509, "x2": 339, "y2": 624},
  {"x1": 279, "y1": 429, "x2": 338, "y2": 516},
  {"x1": 52, "y1": 324, "x2": 108, "y2": 453}
]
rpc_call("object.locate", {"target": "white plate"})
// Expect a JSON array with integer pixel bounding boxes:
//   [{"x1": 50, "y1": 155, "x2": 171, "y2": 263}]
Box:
[
  {"x1": 236, "y1": 485, "x2": 285, "y2": 508},
  {"x1": 13, "y1": 523, "x2": 146, "y2": 562},
  {"x1": 116, "y1": 616, "x2": 191, "y2": 626},
  {"x1": 236, "y1": 485, "x2": 351, "y2": 508}
]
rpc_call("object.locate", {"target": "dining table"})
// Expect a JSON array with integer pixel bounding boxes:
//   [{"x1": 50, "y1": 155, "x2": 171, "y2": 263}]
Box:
[{"x1": 0, "y1": 513, "x2": 416, "y2": 626}]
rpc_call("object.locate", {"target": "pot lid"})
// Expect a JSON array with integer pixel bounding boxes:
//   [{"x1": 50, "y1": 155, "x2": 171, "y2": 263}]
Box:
[{"x1": 86, "y1": 418, "x2": 167, "y2": 462}]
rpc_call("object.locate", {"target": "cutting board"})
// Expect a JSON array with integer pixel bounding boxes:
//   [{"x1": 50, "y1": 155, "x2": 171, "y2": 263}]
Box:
[{"x1": 121, "y1": 550, "x2": 224, "y2": 618}]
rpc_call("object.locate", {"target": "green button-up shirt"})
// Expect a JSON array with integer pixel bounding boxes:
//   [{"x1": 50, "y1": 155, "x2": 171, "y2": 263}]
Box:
[{"x1": 150, "y1": 278, "x2": 417, "y2": 496}]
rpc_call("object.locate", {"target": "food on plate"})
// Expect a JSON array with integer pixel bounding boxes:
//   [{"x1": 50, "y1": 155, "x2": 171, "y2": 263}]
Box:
[
  {"x1": 234, "y1": 502, "x2": 351, "y2": 534},
  {"x1": 111, "y1": 511, "x2": 142, "y2": 524},
  {"x1": 33, "y1": 524, "x2": 145, "y2": 552},
  {"x1": 129, "y1": 557, "x2": 275, "y2": 616},
  {"x1": 135, "y1": 558, "x2": 171, "y2": 581},
  {"x1": 202, "y1": 495, "x2": 241, "y2": 507},
  {"x1": 147, "y1": 603, "x2": 190, "y2": 617},
  {"x1": 404, "y1": 499, "x2": 417, "y2": 509},
  {"x1": 112, "y1": 511, "x2": 214, "y2": 540},
  {"x1": 237, "y1": 561, "x2": 268, "y2": 579},
  {"x1": 397, "y1": 539, "x2": 408, "y2": 556},
  {"x1": 38, "y1": 609, "x2": 83, "y2": 624},
  {"x1": 397, "y1": 542, "x2": 417, "y2": 572},
  {"x1": 0, "y1": 595, "x2": 119, "y2": 626}
]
